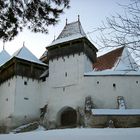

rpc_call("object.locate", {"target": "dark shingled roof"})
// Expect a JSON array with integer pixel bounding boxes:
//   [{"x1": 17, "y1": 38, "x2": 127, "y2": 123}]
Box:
[
  {"x1": 47, "y1": 20, "x2": 87, "y2": 47},
  {"x1": 93, "y1": 47, "x2": 124, "y2": 71}
]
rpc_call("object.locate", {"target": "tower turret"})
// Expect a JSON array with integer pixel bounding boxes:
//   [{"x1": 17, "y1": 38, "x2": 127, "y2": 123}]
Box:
[
  {"x1": 47, "y1": 19, "x2": 98, "y2": 63},
  {"x1": 46, "y1": 19, "x2": 98, "y2": 87}
]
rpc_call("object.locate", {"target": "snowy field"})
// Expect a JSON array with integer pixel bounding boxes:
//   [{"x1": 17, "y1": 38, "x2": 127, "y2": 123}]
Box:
[{"x1": 0, "y1": 128, "x2": 140, "y2": 140}]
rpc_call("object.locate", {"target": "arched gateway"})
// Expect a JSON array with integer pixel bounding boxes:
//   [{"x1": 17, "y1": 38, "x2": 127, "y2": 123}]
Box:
[{"x1": 57, "y1": 106, "x2": 77, "y2": 128}]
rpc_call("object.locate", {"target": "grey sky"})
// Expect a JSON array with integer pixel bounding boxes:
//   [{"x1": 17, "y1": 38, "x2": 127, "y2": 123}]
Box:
[{"x1": 0, "y1": 0, "x2": 131, "y2": 58}]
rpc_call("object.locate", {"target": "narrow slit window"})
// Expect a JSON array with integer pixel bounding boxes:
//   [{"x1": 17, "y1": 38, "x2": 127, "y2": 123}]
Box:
[
  {"x1": 65, "y1": 72, "x2": 67, "y2": 77},
  {"x1": 24, "y1": 97, "x2": 29, "y2": 100}
]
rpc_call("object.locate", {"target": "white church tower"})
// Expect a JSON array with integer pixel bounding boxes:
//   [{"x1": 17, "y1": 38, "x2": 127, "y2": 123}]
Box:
[
  {"x1": 47, "y1": 18, "x2": 97, "y2": 87},
  {"x1": 41, "y1": 18, "x2": 97, "y2": 128}
]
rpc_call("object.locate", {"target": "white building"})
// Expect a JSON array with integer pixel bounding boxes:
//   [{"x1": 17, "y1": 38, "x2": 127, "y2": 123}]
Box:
[{"x1": 0, "y1": 19, "x2": 140, "y2": 131}]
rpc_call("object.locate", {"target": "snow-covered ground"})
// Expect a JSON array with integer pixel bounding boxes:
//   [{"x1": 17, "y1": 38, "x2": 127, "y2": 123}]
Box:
[{"x1": 0, "y1": 128, "x2": 140, "y2": 140}]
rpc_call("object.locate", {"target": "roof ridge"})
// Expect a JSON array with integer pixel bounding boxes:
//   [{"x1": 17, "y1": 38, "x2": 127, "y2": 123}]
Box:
[
  {"x1": 98, "y1": 47, "x2": 124, "y2": 58},
  {"x1": 0, "y1": 49, "x2": 11, "y2": 66},
  {"x1": 12, "y1": 46, "x2": 24, "y2": 57},
  {"x1": 16, "y1": 47, "x2": 23, "y2": 56}
]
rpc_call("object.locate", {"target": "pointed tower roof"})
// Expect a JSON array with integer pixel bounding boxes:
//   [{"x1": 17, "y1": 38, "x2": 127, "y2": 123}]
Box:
[
  {"x1": 12, "y1": 46, "x2": 46, "y2": 65},
  {"x1": 47, "y1": 20, "x2": 87, "y2": 47},
  {"x1": 93, "y1": 47, "x2": 139, "y2": 71},
  {"x1": 0, "y1": 49, "x2": 11, "y2": 66},
  {"x1": 46, "y1": 19, "x2": 97, "y2": 62}
]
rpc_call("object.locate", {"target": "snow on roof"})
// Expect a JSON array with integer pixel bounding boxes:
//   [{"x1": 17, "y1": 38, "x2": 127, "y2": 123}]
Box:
[
  {"x1": 12, "y1": 46, "x2": 46, "y2": 65},
  {"x1": 0, "y1": 49, "x2": 11, "y2": 66},
  {"x1": 86, "y1": 47, "x2": 140, "y2": 76},
  {"x1": 93, "y1": 47, "x2": 139, "y2": 71},
  {"x1": 93, "y1": 47, "x2": 124, "y2": 71},
  {"x1": 92, "y1": 109, "x2": 140, "y2": 115},
  {"x1": 57, "y1": 21, "x2": 86, "y2": 39},
  {"x1": 114, "y1": 47, "x2": 139, "y2": 71},
  {"x1": 47, "y1": 21, "x2": 87, "y2": 47}
]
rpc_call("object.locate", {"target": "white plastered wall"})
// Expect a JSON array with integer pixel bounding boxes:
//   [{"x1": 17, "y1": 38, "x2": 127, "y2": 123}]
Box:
[
  {"x1": 12, "y1": 76, "x2": 41, "y2": 127},
  {"x1": 83, "y1": 75, "x2": 140, "y2": 109},
  {"x1": 41, "y1": 53, "x2": 140, "y2": 125},
  {"x1": 0, "y1": 77, "x2": 16, "y2": 127},
  {"x1": 41, "y1": 53, "x2": 91, "y2": 122}
]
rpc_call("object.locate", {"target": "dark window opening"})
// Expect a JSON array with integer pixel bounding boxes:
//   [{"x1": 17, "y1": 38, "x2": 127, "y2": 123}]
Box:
[
  {"x1": 24, "y1": 97, "x2": 29, "y2": 100},
  {"x1": 24, "y1": 81, "x2": 27, "y2": 85},
  {"x1": 65, "y1": 72, "x2": 67, "y2": 77},
  {"x1": 42, "y1": 77, "x2": 46, "y2": 82},
  {"x1": 113, "y1": 83, "x2": 116, "y2": 88}
]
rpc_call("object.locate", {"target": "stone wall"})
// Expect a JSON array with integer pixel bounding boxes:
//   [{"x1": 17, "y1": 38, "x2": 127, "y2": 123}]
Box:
[{"x1": 89, "y1": 115, "x2": 140, "y2": 128}]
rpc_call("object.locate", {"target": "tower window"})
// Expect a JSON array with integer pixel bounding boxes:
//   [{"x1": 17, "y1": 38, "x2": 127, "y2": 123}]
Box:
[
  {"x1": 24, "y1": 81, "x2": 27, "y2": 85},
  {"x1": 97, "y1": 81, "x2": 99, "y2": 84},
  {"x1": 24, "y1": 97, "x2": 29, "y2": 100},
  {"x1": 42, "y1": 77, "x2": 46, "y2": 82},
  {"x1": 65, "y1": 72, "x2": 67, "y2": 77},
  {"x1": 113, "y1": 83, "x2": 116, "y2": 88}
]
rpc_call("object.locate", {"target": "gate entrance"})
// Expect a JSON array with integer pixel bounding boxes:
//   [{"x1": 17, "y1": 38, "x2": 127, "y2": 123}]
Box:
[{"x1": 57, "y1": 107, "x2": 77, "y2": 127}]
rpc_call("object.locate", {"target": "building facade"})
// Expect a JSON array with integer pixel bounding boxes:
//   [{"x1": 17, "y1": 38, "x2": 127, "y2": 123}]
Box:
[{"x1": 0, "y1": 20, "x2": 140, "y2": 131}]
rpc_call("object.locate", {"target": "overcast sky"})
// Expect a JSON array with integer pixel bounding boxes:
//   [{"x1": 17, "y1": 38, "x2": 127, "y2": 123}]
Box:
[{"x1": 0, "y1": 0, "x2": 130, "y2": 58}]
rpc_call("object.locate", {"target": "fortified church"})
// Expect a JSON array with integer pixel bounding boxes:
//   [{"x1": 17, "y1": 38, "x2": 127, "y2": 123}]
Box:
[{"x1": 0, "y1": 19, "x2": 140, "y2": 131}]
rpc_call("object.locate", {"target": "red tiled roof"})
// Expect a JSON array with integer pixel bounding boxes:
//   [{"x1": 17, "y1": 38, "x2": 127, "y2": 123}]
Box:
[{"x1": 93, "y1": 47, "x2": 124, "y2": 71}]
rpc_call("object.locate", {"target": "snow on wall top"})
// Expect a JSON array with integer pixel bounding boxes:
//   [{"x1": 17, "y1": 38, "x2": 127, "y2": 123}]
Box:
[
  {"x1": 0, "y1": 49, "x2": 11, "y2": 66},
  {"x1": 84, "y1": 70, "x2": 140, "y2": 76},
  {"x1": 47, "y1": 21, "x2": 87, "y2": 47},
  {"x1": 92, "y1": 109, "x2": 140, "y2": 115},
  {"x1": 12, "y1": 46, "x2": 46, "y2": 65}
]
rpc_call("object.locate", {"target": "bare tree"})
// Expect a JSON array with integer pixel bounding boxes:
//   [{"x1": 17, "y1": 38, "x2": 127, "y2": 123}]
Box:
[{"x1": 95, "y1": 0, "x2": 140, "y2": 62}]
